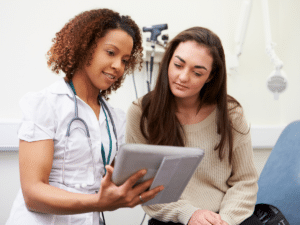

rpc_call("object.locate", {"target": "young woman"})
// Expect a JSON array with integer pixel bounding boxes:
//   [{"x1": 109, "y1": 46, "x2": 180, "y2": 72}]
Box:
[
  {"x1": 126, "y1": 27, "x2": 259, "y2": 225},
  {"x1": 6, "y1": 8, "x2": 163, "y2": 225}
]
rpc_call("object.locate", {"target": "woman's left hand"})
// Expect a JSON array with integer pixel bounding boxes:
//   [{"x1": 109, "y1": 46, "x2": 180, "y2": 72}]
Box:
[
  {"x1": 188, "y1": 209, "x2": 229, "y2": 225},
  {"x1": 95, "y1": 165, "x2": 164, "y2": 211}
]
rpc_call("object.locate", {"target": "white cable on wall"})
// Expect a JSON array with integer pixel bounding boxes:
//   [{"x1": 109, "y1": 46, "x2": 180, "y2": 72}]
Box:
[
  {"x1": 227, "y1": 0, "x2": 253, "y2": 74},
  {"x1": 261, "y1": 0, "x2": 287, "y2": 100},
  {"x1": 235, "y1": 0, "x2": 253, "y2": 58}
]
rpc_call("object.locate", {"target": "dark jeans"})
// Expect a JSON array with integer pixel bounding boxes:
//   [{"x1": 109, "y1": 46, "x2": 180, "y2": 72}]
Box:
[{"x1": 148, "y1": 214, "x2": 262, "y2": 225}]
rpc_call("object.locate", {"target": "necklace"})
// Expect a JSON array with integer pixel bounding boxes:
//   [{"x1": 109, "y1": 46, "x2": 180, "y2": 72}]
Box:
[{"x1": 69, "y1": 80, "x2": 112, "y2": 175}]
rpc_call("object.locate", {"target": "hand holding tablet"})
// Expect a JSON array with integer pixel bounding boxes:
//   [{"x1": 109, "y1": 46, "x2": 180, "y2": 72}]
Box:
[{"x1": 112, "y1": 144, "x2": 204, "y2": 205}]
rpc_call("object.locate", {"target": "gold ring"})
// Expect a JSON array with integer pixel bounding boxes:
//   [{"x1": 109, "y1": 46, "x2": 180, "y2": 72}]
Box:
[{"x1": 139, "y1": 195, "x2": 144, "y2": 203}]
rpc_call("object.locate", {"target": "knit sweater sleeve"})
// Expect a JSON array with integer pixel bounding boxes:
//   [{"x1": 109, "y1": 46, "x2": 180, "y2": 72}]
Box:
[
  {"x1": 143, "y1": 200, "x2": 199, "y2": 224},
  {"x1": 125, "y1": 101, "x2": 199, "y2": 225},
  {"x1": 219, "y1": 107, "x2": 259, "y2": 225},
  {"x1": 125, "y1": 100, "x2": 148, "y2": 144}
]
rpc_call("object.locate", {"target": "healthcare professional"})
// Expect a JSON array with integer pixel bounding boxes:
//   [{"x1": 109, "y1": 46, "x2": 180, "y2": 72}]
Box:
[{"x1": 6, "y1": 8, "x2": 163, "y2": 225}]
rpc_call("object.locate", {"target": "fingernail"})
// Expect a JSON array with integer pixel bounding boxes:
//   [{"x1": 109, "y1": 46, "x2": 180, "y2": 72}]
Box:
[{"x1": 141, "y1": 170, "x2": 147, "y2": 175}]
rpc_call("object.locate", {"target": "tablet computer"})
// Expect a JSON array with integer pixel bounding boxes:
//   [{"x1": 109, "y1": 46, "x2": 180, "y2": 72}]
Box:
[{"x1": 111, "y1": 143, "x2": 204, "y2": 186}]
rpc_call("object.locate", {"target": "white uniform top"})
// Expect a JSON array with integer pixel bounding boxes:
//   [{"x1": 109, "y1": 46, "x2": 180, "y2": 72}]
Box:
[{"x1": 6, "y1": 78, "x2": 126, "y2": 225}]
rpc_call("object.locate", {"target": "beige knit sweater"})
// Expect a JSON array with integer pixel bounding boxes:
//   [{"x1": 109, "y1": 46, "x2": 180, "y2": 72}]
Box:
[{"x1": 125, "y1": 100, "x2": 258, "y2": 225}]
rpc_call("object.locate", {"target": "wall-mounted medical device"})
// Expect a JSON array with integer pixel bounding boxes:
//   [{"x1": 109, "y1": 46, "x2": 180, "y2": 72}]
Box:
[
  {"x1": 142, "y1": 24, "x2": 168, "y2": 92},
  {"x1": 262, "y1": 0, "x2": 287, "y2": 100},
  {"x1": 231, "y1": 0, "x2": 287, "y2": 100}
]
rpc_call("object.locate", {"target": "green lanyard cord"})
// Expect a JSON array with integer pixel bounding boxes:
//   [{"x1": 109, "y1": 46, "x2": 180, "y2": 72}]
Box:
[
  {"x1": 101, "y1": 105, "x2": 112, "y2": 175},
  {"x1": 69, "y1": 80, "x2": 77, "y2": 95}
]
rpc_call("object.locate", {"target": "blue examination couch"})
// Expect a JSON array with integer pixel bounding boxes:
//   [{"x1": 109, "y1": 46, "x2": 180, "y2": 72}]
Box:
[{"x1": 256, "y1": 120, "x2": 300, "y2": 224}]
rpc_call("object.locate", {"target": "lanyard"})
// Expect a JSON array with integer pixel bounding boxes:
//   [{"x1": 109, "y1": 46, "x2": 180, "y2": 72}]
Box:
[{"x1": 101, "y1": 105, "x2": 112, "y2": 175}]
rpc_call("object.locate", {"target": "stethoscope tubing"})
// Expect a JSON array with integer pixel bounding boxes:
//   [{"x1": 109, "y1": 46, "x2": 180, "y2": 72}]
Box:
[
  {"x1": 98, "y1": 96, "x2": 118, "y2": 152},
  {"x1": 62, "y1": 82, "x2": 118, "y2": 188}
]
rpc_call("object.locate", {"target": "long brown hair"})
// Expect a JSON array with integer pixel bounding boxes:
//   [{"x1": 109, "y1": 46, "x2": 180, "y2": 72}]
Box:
[
  {"x1": 47, "y1": 8, "x2": 143, "y2": 99},
  {"x1": 140, "y1": 27, "x2": 243, "y2": 164}
]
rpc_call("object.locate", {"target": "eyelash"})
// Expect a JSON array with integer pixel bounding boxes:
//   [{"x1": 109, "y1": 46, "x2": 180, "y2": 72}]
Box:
[
  {"x1": 174, "y1": 63, "x2": 202, "y2": 76},
  {"x1": 107, "y1": 50, "x2": 129, "y2": 65},
  {"x1": 107, "y1": 50, "x2": 115, "y2": 56},
  {"x1": 122, "y1": 59, "x2": 129, "y2": 65}
]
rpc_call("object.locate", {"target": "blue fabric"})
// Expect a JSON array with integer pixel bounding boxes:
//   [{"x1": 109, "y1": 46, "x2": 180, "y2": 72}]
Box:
[{"x1": 256, "y1": 120, "x2": 300, "y2": 225}]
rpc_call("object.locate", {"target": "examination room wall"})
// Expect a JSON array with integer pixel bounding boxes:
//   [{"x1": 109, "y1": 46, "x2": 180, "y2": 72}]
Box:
[{"x1": 0, "y1": 0, "x2": 299, "y2": 224}]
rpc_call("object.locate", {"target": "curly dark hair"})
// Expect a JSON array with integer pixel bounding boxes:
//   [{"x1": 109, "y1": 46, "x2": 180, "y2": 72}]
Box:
[{"x1": 47, "y1": 8, "x2": 143, "y2": 99}]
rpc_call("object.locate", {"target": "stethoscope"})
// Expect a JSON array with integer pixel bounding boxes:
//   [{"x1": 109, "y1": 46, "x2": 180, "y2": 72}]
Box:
[{"x1": 62, "y1": 80, "x2": 118, "y2": 189}]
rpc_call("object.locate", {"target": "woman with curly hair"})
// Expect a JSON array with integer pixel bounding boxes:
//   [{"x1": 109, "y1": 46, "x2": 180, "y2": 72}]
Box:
[
  {"x1": 126, "y1": 27, "x2": 259, "y2": 225},
  {"x1": 6, "y1": 8, "x2": 163, "y2": 225}
]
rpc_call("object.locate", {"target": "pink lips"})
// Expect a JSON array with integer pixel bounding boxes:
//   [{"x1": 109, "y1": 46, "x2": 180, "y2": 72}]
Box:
[
  {"x1": 174, "y1": 82, "x2": 188, "y2": 89},
  {"x1": 103, "y1": 71, "x2": 116, "y2": 81}
]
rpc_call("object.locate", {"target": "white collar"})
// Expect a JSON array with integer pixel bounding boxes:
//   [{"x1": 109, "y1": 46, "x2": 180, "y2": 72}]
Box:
[
  {"x1": 49, "y1": 78, "x2": 114, "y2": 122},
  {"x1": 49, "y1": 77, "x2": 103, "y2": 99},
  {"x1": 49, "y1": 77, "x2": 73, "y2": 97}
]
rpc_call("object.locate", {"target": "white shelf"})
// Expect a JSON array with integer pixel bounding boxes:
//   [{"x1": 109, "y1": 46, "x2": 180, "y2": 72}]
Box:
[
  {"x1": 250, "y1": 125, "x2": 285, "y2": 149},
  {"x1": 0, "y1": 119, "x2": 20, "y2": 151},
  {"x1": 0, "y1": 120, "x2": 286, "y2": 151}
]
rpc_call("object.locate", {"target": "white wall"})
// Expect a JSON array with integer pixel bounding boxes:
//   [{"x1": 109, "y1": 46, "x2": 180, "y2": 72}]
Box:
[
  {"x1": 1, "y1": 0, "x2": 299, "y2": 224},
  {"x1": 1, "y1": 0, "x2": 299, "y2": 122}
]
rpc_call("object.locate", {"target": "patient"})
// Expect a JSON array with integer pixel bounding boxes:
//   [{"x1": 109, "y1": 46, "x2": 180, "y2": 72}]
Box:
[{"x1": 126, "y1": 27, "x2": 259, "y2": 225}]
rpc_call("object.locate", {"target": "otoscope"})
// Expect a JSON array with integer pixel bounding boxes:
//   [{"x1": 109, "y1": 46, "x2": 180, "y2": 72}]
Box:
[{"x1": 143, "y1": 24, "x2": 168, "y2": 92}]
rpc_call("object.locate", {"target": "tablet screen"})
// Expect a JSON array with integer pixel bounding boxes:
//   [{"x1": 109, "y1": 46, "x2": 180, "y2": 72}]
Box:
[{"x1": 111, "y1": 143, "x2": 204, "y2": 186}]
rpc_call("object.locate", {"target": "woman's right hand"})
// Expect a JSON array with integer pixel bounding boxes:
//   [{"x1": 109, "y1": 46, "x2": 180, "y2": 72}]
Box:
[
  {"x1": 96, "y1": 165, "x2": 164, "y2": 211},
  {"x1": 188, "y1": 210, "x2": 228, "y2": 225},
  {"x1": 19, "y1": 139, "x2": 162, "y2": 215}
]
